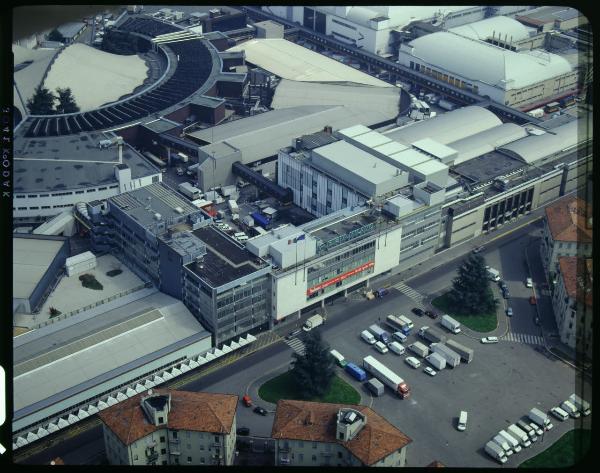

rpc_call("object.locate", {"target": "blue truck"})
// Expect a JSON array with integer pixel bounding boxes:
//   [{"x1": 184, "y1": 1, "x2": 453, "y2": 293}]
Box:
[
  {"x1": 251, "y1": 211, "x2": 271, "y2": 228},
  {"x1": 345, "y1": 362, "x2": 367, "y2": 382},
  {"x1": 368, "y1": 324, "x2": 391, "y2": 344}
]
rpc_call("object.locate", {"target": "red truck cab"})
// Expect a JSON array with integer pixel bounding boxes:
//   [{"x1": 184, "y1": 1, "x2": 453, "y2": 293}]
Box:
[{"x1": 242, "y1": 395, "x2": 252, "y2": 407}]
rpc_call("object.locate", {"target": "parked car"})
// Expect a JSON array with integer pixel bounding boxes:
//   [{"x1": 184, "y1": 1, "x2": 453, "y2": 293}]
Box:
[
  {"x1": 425, "y1": 310, "x2": 438, "y2": 319},
  {"x1": 236, "y1": 427, "x2": 250, "y2": 436},
  {"x1": 253, "y1": 406, "x2": 268, "y2": 416},
  {"x1": 534, "y1": 317, "x2": 541, "y2": 326},
  {"x1": 481, "y1": 336, "x2": 499, "y2": 344},
  {"x1": 506, "y1": 307, "x2": 513, "y2": 317},
  {"x1": 457, "y1": 411, "x2": 468, "y2": 431},
  {"x1": 392, "y1": 331, "x2": 407, "y2": 343},
  {"x1": 529, "y1": 296, "x2": 537, "y2": 305},
  {"x1": 405, "y1": 356, "x2": 421, "y2": 369},
  {"x1": 374, "y1": 341, "x2": 389, "y2": 354},
  {"x1": 423, "y1": 366, "x2": 436, "y2": 376},
  {"x1": 500, "y1": 281, "x2": 508, "y2": 291},
  {"x1": 412, "y1": 308, "x2": 424, "y2": 317},
  {"x1": 242, "y1": 395, "x2": 252, "y2": 407},
  {"x1": 550, "y1": 406, "x2": 569, "y2": 421},
  {"x1": 526, "y1": 278, "x2": 533, "y2": 288},
  {"x1": 502, "y1": 288, "x2": 510, "y2": 299}
]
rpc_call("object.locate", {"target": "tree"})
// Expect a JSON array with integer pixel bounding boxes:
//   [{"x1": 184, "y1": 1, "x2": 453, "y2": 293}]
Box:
[
  {"x1": 447, "y1": 254, "x2": 498, "y2": 315},
  {"x1": 290, "y1": 329, "x2": 335, "y2": 399},
  {"x1": 47, "y1": 29, "x2": 65, "y2": 43},
  {"x1": 55, "y1": 87, "x2": 80, "y2": 113},
  {"x1": 26, "y1": 86, "x2": 56, "y2": 115}
]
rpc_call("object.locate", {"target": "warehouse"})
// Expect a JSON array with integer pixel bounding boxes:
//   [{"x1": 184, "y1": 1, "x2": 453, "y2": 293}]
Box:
[{"x1": 397, "y1": 31, "x2": 577, "y2": 108}]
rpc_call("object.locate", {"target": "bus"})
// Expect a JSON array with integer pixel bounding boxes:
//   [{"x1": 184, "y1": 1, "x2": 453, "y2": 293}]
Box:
[
  {"x1": 544, "y1": 102, "x2": 560, "y2": 114},
  {"x1": 559, "y1": 96, "x2": 575, "y2": 108}
]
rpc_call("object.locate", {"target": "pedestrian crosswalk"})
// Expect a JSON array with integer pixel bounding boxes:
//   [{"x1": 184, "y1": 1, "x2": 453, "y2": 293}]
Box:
[
  {"x1": 391, "y1": 281, "x2": 426, "y2": 308},
  {"x1": 284, "y1": 337, "x2": 306, "y2": 356},
  {"x1": 502, "y1": 332, "x2": 544, "y2": 345}
]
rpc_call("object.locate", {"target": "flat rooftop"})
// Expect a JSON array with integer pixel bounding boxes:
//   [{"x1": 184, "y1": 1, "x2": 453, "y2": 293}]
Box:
[
  {"x1": 310, "y1": 210, "x2": 380, "y2": 245},
  {"x1": 188, "y1": 226, "x2": 267, "y2": 287},
  {"x1": 143, "y1": 118, "x2": 181, "y2": 134},
  {"x1": 451, "y1": 151, "x2": 525, "y2": 185},
  {"x1": 14, "y1": 132, "x2": 158, "y2": 193},
  {"x1": 13, "y1": 290, "x2": 211, "y2": 419}
]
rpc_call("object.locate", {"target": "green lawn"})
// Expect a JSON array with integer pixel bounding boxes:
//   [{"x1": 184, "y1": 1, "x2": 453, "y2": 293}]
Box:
[
  {"x1": 431, "y1": 291, "x2": 497, "y2": 332},
  {"x1": 258, "y1": 371, "x2": 360, "y2": 405},
  {"x1": 520, "y1": 429, "x2": 591, "y2": 468}
]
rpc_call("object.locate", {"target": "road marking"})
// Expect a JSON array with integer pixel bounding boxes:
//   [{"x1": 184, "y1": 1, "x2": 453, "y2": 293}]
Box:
[
  {"x1": 502, "y1": 332, "x2": 543, "y2": 345},
  {"x1": 392, "y1": 281, "x2": 426, "y2": 306},
  {"x1": 284, "y1": 337, "x2": 306, "y2": 355}
]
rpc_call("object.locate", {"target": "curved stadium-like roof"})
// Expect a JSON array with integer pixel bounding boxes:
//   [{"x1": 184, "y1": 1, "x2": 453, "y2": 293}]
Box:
[
  {"x1": 404, "y1": 31, "x2": 572, "y2": 90},
  {"x1": 448, "y1": 15, "x2": 536, "y2": 42}
]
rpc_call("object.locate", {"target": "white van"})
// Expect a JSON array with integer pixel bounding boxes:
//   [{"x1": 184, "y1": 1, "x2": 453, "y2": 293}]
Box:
[
  {"x1": 374, "y1": 341, "x2": 389, "y2": 354},
  {"x1": 457, "y1": 411, "x2": 468, "y2": 431},
  {"x1": 235, "y1": 232, "x2": 248, "y2": 241},
  {"x1": 388, "y1": 341, "x2": 405, "y2": 355},
  {"x1": 361, "y1": 330, "x2": 376, "y2": 345},
  {"x1": 405, "y1": 356, "x2": 421, "y2": 369}
]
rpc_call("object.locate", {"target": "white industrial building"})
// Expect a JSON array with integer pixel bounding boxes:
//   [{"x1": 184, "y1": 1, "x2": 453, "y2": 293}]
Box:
[{"x1": 397, "y1": 29, "x2": 577, "y2": 108}]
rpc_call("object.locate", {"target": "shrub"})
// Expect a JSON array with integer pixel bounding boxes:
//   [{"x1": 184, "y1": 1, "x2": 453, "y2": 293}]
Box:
[
  {"x1": 49, "y1": 307, "x2": 62, "y2": 317},
  {"x1": 79, "y1": 273, "x2": 103, "y2": 290},
  {"x1": 106, "y1": 269, "x2": 123, "y2": 277}
]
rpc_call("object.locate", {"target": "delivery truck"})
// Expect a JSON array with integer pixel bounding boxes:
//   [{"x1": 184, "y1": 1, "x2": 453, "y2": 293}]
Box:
[
  {"x1": 418, "y1": 326, "x2": 447, "y2": 344},
  {"x1": 437, "y1": 99, "x2": 457, "y2": 111},
  {"x1": 425, "y1": 352, "x2": 446, "y2": 370},
  {"x1": 485, "y1": 440, "x2": 508, "y2": 464},
  {"x1": 492, "y1": 434, "x2": 513, "y2": 456},
  {"x1": 408, "y1": 341, "x2": 429, "y2": 358},
  {"x1": 369, "y1": 324, "x2": 391, "y2": 344},
  {"x1": 560, "y1": 400, "x2": 580, "y2": 418},
  {"x1": 366, "y1": 378, "x2": 385, "y2": 397},
  {"x1": 498, "y1": 430, "x2": 522, "y2": 453},
  {"x1": 441, "y1": 314, "x2": 461, "y2": 334},
  {"x1": 386, "y1": 314, "x2": 411, "y2": 335},
  {"x1": 507, "y1": 424, "x2": 532, "y2": 448},
  {"x1": 178, "y1": 182, "x2": 201, "y2": 200},
  {"x1": 303, "y1": 314, "x2": 324, "y2": 332},
  {"x1": 362, "y1": 355, "x2": 411, "y2": 399},
  {"x1": 345, "y1": 362, "x2": 367, "y2": 382},
  {"x1": 430, "y1": 343, "x2": 461, "y2": 368},
  {"x1": 568, "y1": 393, "x2": 591, "y2": 416},
  {"x1": 528, "y1": 407, "x2": 553, "y2": 430},
  {"x1": 486, "y1": 266, "x2": 501, "y2": 282},
  {"x1": 446, "y1": 339, "x2": 474, "y2": 363}
]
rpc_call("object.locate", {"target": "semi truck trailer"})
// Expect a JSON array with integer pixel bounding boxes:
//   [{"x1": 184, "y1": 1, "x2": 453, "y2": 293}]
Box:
[
  {"x1": 418, "y1": 326, "x2": 447, "y2": 344},
  {"x1": 362, "y1": 355, "x2": 410, "y2": 399},
  {"x1": 369, "y1": 324, "x2": 391, "y2": 344},
  {"x1": 430, "y1": 343, "x2": 461, "y2": 368},
  {"x1": 446, "y1": 339, "x2": 474, "y2": 363},
  {"x1": 408, "y1": 341, "x2": 429, "y2": 358}
]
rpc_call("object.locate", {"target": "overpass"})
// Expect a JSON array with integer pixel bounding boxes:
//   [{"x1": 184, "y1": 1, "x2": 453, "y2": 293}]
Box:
[{"x1": 241, "y1": 6, "x2": 542, "y2": 126}]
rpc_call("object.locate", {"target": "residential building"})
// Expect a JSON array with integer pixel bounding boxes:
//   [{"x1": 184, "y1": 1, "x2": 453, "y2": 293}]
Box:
[
  {"x1": 551, "y1": 257, "x2": 592, "y2": 359},
  {"x1": 271, "y1": 400, "x2": 411, "y2": 467},
  {"x1": 540, "y1": 195, "x2": 593, "y2": 277},
  {"x1": 99, "y1": 389, "x2": 237, "y2": 466}
]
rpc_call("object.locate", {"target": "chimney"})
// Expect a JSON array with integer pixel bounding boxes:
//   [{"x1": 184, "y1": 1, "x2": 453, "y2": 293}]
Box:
[{"x1": 323, "y1": 125, "x2": 333, "y2": 135}]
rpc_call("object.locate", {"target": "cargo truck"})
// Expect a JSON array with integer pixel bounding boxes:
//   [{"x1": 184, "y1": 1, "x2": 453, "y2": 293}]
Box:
[
  {"x1": 498, "y1": 430, "x2": 522, "y2": 453},
  {"x1": 386, "y1": 314, "x2": 411, "y2": 335},
  {"x1": 228, "y1": 200, "x2": 239, "y2": 213},
  {"x1": 408, "y1": 341, "x2": 429, "y2": 358},
  {"x1": 485, "y1": 440, "x2": 507, "y2": 464},
  {"x1": 437, "y1": 99, "x2": 457, "y2": 111},
  {"x1": 528, "y1": 407, "x2": 553, "y2": 430},
  {"x1": 446, "y1": 339, "x2": 474, "y2": 363},
  {"x1": 178, "y1": 182, "x2": 201, "y2": 200},
  {"x1": 366, "y1": 378, "x2": 385, "y2": 397},
  {"x1": 507, "y1": 424, "x2": 532, "y2": 448},
  {"x1": 329, "y1": 349, "x2": 347, "y2": 367},
  {"x1": 492, "y1": 434, "x2": 513, "y2": 456},
  {"x1": 441, "y1": 314, "x2": 461, "y2": 334},
  {"x1": 430, "y1": 343, "x2": 461, "y2": 368},
  {"x1": 425, "y1": 352, "x2": 446, "y2": 370},
  {"x1": 369, "y1": 324, "x2": 391, "y2": 344},
  {"x1": 362, "y1": 355, "x2": 411, "y2": 399},
  {"x1": 568, "y1": 394, "x2": 591, "y2": 416},
  {"x1": 486, "y1": 266, "x2": 501, "y2": 282},
  {"x1": 251, "y1": 211, "x2": 271, "y2": 229},
  {"x1": 345, "y1": 362, "x2": 367, "y2": 382},
  {"x1": 303, "y1": 314, "x2": 324, "y2": 332},
  {"x1": 418, "y1": 326, "x2": 447, "y2": 344},
  {"x1": 560, "y1": 400, "x2": 580, "y2": 418},
  {"x1": 516, "y1": 420, "x2": 538, "y2": 442}
]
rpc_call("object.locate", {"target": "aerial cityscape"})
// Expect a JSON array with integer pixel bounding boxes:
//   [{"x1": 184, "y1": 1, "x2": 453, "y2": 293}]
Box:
[{"x1": 9, "y1": 4, "x2": 592, "y2": 467}]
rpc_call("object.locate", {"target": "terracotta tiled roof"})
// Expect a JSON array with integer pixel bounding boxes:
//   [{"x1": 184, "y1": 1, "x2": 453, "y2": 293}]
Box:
[
  {"x1": 426, "y1": 460, "x2": 446, "y2": 467},
  {"x1": 558, "y1": 257, "x2": 593, "y2": 308},
  {"x1": 545, "y1": 196, "x2": 593, "y2": 243},
  {"x1": 271, "y1": 400, "x2": 412, "y2": 466},
  {"x1": 98, "y1": 389, "x2": 238, "y2": 446}
]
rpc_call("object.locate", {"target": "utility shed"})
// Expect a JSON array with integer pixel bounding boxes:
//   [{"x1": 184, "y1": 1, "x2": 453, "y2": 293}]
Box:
[
  {"x1": 411, "y1": 138, "x2": 458, "y2": 165},
  {"x1": 311, "y1": 141, "x2": 408, "y2": 197},
  {"x1": 65, "y1": 251, "x2": 97, "y2": 277}
]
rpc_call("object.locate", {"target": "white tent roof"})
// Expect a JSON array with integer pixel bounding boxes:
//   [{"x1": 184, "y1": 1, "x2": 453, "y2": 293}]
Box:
[
  {"x1": 46, "y1": 422, "x2": 60, "y2": 433},
  {"x1": 67, "y1": 413, "x2": 80, "y2": 424},
  {"x1": 162, "y1": 371, "x2": 173, "y2": 380},
  {"x1": 36, "y1": 427, "x2": 49, "y2": 438},
  {"x1": 171, "y1": 367, "x2": 182, "y2": 376},
  {"x1": 26, "y1": 431, "x2": 39, "y2": 442},
  {"x1": 135, "y1": 383, "x2": 146, "y2": 393},
  {"x1": 153, "y1": 375, "x2": 165, "y2": 385},
  {"x1": 179, "y1": 363, "x2": 191, "y2": 373},
  {"x1": 57, "y1": 418, "x2": 70, "y2": 428},
  {"x1": 144, "y1": 379, "x2": 156, "y2": 389},
  {"x1": 16, "y1": 436, "x2": 28, "y2": 447},
  {"x1": 188, "y1": 359, "x2": 199, "y2": 369},
  {"x1": 106, "y1": 396, "x2": 118, "y2": 406},
  {"x1": 77, "y1": 409, "x2": 89, "y2": 419},
  {"x1": 87, "y1": 404, "x2": 99, "y2": 415},
  {"x1": 116, "y1": 392, "x2": 128, "y2": 402},
  {"x1": 125, "y1": 387, "x2": 137, "y2": 398}
]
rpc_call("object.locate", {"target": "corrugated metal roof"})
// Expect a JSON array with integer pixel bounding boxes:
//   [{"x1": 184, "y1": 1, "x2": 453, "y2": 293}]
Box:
[{"x1": 449, "y1": 15, "x2": 535, "y2": 42}]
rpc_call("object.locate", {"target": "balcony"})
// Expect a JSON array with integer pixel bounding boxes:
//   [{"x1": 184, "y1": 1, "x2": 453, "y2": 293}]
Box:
[{"x1": 146, "y1": 452, "x2": 159, "y2": 463}]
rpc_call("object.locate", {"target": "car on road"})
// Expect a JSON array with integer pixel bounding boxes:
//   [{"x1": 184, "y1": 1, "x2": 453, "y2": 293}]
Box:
[
  {"x1": 472, "y1": 246, "x2": 484, "y2": 254},
  {"x1": 412, "y1": 308, "x2": 424, "y2": 317},
  {"x1": 502, "y1": 288, "x2": 510, "y2": 299},
  {"x1": 253, "y1": 406, "x2": 268, "y2": 416},
  {"x1": 423, "y1": 366, "x2": 436, "y2": 376},
  {"x1": 506, "y1": 307, "x2": 513, "y2": 317},
  {"x1": 375, "y1": 288, "x2": 389, "y2": 298},
  {"x1": 242, "y1": 395, "x2": 252, "y2": 407},
  {"x1": 550, "y1": 406, "x2": 569, "y2": 421},
  {"x1": 481, "y1": 336, "x2": 499, "y2": 344},
  {"x1": 393, "y1": 331, "x2": 407, "y2": 343},
  {"x1": 534, "y1": 317, "x2": 541, "y2": 326},
  {"x1": 236, "y1": 427, "x2": 250, "y2": 436},
  {"x1": 526, "y1": 278, "x2": 533, "y2": 288},
  {"x1": 425, "y1": 310, "x2": 438, "y2": 319},
  {"x1": 529, "y1": 296, "x2": 537, "y2": 305},
  {"x1": 499, "y1": 281, "x2": 508, "y2": 291}
]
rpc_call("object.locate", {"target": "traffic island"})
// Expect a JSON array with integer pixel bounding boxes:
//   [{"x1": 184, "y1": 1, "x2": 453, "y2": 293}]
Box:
[
  {"x1": 431, "y1": 291, "x2": 498, "y2": 332},
  {"x1": 519, "y1": 429, "x2": 591, "y2": 468},
  {"x1": 258, "y1": 371, "x2": 361, "y2": 405}
]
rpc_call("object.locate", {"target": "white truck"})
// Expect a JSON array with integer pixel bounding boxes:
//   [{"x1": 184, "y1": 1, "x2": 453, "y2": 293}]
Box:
[
  {"x1": 560, "y1": 400, "x2": 580, "y2": 418},
  {"x1": 418, "y1": 326, "x2": 447, "y2": 344},
  {"x1": 362, "y1": 355, "x2": 411, "y2": 399},
  {"x1": 408, "y1": 341, "x2": 429, "y2": 358},
  {"x1": 398, "y1": 315, "x2": 414, "y2": 330},
  {"x1": 569, "y1": 394, "x2": 591, "y2": 416},
  {"x1": 426, "y1": 352, "x2": 446, "y2": 370},
  {"x1": 228, "y1": 200, "x2": 239, "y2": 213},
  {"x1": 431, "y1": 343, "x2": 461, "y2": 368},
  {"x1": 486, "y1": 266, "x2": 501, "y2": 282},
  {"x1": 492, "y1": 434, "x2": 513, "y2": 456},
  {"x1": 498, "y1": 429, "x2": 522, "y2": 453},
  {"x1": 302, "y1": 314, "x2": 324, "y2": 332},
  {"x1": 484, "y1": 440, "x2": 507, "y2": 464},
  {"x1": 441, "y1": 314, "x2": 461, "y2": 334},
  {"x1": 186, "y1": 163, "x2": 200, "y2": 176},
  {"x1": 528, "y1": 407, "x2": 554, "y2": 430},
  {"x1": 527, "y1": 108, "x2": 545, "y2": 118},
  {"x1": 507, "y1": 424, "x2": 532, "y2": 448},
  {"x1": 446, "y1": 339, "x2": 474, "y2": 363},
  {"x1": 178, "y1": 182, "x2": 201, "y2": 200},
  {"x1": 437, "y1": 98, "x2": 457, "y2": 111}
]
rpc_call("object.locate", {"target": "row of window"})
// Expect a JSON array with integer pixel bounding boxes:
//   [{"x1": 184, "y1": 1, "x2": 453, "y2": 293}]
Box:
[
  {"x1": 409, "y1": 61, "x2": 478, "y2": 93},
  {"x1": 15, "y1": 185, "x2": 118, "y2": 199}
]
